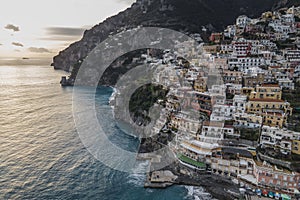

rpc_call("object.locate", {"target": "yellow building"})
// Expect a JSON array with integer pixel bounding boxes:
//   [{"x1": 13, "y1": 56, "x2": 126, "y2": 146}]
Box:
[
  {"x1": 241, "y1": 87, "x2": 254, "y2": 96},
  {"x1": 262, "y1": 11, "x2": 273, "y2": 19},
  {"x1": 292, "y1": 140, "x2": 300, "y2": 155},
  {"x1": 203, "y1": 44, "x2": 220, "y2": 54},
  {"x1": 262, "y1": 112, "x2": 285, "y2": 128},
  {"x1": 247, "y1": 98, "x2": 291, "y2": 113},
  {"x1": 194, "y1": 75, "x2": 207, "y2": 93},
  {"x1": 242, "y1": 84, "x2": 282, "y2": 100},
  {"x1": 249, "y1": 84, "x2": 282, "y2": 100}
]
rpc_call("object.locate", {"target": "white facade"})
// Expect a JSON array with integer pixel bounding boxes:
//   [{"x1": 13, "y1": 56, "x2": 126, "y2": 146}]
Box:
[
  {"x1": 171, "y1": 116, "x2": 201, "y2": 135},
  {"x1": 260, "y1": 126, "x2": 300, "y2": 153},
  {"x1": 224, "y1": 25, "x2": 236, "y2": 38},
  {"x1": 233, "y1": 95, "x2": 247, "y2": 113},
  {"x1": 285, "y1": 50, "x2": 300, "y2": 62},
  {"x1": 269, "y1": 19, "x2": 294, "y2": 34},
  {"x1": 200, "y1": 122, "x2": 235, "y2": 143},
  {"x1": 278, "y1": 79, "x2": 295, "y2": 90},
  {"x1": 236, "y1": 15, "x2": 251, "y2": 28},
  {"x1": 228, "y1": 57, "x2": 266, "y2": 71},
  {"x1": 210, "y1": 104, "x2": 236, "y2": 122},
  {"x1": 233, "y1": 113, "x2": 262, "y2": 128}
]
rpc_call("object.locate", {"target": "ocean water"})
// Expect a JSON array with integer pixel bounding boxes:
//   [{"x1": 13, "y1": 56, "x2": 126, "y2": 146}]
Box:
[{"x1": 0, "y1": 65, "x2": 212, "y2": 200}]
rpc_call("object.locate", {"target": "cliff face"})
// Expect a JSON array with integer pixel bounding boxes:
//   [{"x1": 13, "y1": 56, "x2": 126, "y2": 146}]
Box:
[{"x1": 52, "y1": 0, "x2": 300, "y2": 72}]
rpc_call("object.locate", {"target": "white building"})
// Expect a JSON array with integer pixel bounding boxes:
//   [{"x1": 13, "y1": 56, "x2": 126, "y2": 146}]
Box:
[
  {"x1": 260, "y1": 126, "x2": 300, "y2": 153},
  {"x1": 210, "y1": 104, "x2": 236, "y2": 122},
  {"x1": 226, "y1": 84, "x2": 242, "y2": 95},
  {"x1": 199, "y1": 121, "x2": 235, "y2": 143},
  {"x1": 233, "y1": 113, "x2": 262, "y2": 128},
  {"x1": 233, "y1": 95, "x2": 247, "y2": 113},
  {"x1": 278, "y1": 78, "x2": 295, "y2": 90},
  {"x1": 170, "y1": 111, "x2": 202, "y2": 135},
  {"x1": 224, "y1": 25, "x2": 236, "y2": 38},
  {"x1": 236, "y1": 15, "x2": 251, "y2": 28},
  {"x1": 284, "y1": 50, "x2": 300, "y2": 62},
  {"x1": 281, "y1": 13, "x2": 295, "y2": 24},
  {"x1": 269, "y1": 19, "x2": 293, "y2": 34},
  {"x1": 180, "y1": 140, "x2": 219, "y2": 158},
  {"x1": 228, "y1": 57, "x2": 266, "y2": 71}
]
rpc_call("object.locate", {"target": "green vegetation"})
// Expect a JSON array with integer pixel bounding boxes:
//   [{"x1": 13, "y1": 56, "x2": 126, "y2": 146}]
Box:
[
  {"x1": 129, "y1": 83, "x2": 168, "y2": 126},
  {"x1": 292, "y1": 153, "x2": 300, "y2": 162},
  {"x1": 69, "y1": 59, "x2": 84, "y2": 80},
  {"x1": 238, "y1": 128, "x2": 260, "y2": 141},
  {"x1": 283, "y1": 82, "x2": 300, "y2": 131},
  {"x1": 241, "y1": 32, "x2": 260, "y2": 40},
  {"x1": 177, "y1": 153, "x2": 206, "y2": 169},
  {"x1": 275, "y1": 39, "x2": 297, "y2": 50},
  {"x1": 226, "y1": 93, "x2": 234, "y2": 100}
]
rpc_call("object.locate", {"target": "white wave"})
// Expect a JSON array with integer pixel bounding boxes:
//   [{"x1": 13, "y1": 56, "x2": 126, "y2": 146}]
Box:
[
  {"x1": 186, "y1": 186, "x2": 194, "y2": 196},
  {"x1": 194, "y1": 196, "x2": 201, "y2": 200},
  {"x1": 109, "y1": 87, "x2": 117, "y2": 106},
  {"x1": 185, "y1": 186, "x2": 213, "y2": 200},
  {"x1": 127, "y1": 161, "x2": 149, "y2": 186}
]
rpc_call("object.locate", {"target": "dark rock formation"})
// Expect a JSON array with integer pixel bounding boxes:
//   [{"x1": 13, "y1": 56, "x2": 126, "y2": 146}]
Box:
[{"x1": 52, "y1": 0, "x2": 300, "y2": 72}]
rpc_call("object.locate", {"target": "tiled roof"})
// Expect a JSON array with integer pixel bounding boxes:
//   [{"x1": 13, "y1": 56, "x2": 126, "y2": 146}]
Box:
[
  {"x1": 249, "y1": 98, "x2": 284, "y2": 103},
  {"x1": 261, "y1": 84, "x2": 280, "y2": 87}
]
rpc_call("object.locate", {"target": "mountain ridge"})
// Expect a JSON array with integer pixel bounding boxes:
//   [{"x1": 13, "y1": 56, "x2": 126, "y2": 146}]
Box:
[{"x1": 52, "y1": 0, "x2": 300, "y2": 72}]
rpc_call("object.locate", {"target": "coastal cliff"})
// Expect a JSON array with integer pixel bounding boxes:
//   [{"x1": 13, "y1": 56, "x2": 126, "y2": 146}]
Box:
[{"x1": 51, "y1": 0, "x2": 300, "y2": 74}]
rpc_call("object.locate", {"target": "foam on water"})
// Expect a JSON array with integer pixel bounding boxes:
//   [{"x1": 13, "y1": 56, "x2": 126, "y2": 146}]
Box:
[
  {"x1": 127, "y1": 161, "x2": 149, "y2": 186},
  {"x1": 184, "y1": 186, "x2": 213, "y2": 200}
]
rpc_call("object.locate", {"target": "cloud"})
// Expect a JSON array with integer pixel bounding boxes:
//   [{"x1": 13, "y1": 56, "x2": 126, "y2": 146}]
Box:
[
  {"x1": 0, "y1": 43, "x2": 2, "y2": 46},
  {"x1": 45, "y1": 27, "x2": 86, "y2": 36},
  {"x1": 42, "y1": 26, "x2": 87, "y2": 42},
  {"x1": 12, "y1": 42, "x2": 24, "y2": 47},
  {"x1": 28, "y1": 47, "x2": 51, "y2": 53},
  {"x1": 116, "y1": 0, "x2": 135, "y2": 4},
  {"x1": 5, "y1": 24, "x2": 20, "y2": 32}
]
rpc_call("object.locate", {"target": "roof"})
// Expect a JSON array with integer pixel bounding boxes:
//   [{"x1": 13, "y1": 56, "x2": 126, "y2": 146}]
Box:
[
  {"x1": 190, "y1": 140, "x2": 219, "y2": 149},
  {"x1": 221, "y1": 147, "x2": 253, "y2": 158},
  {"x1": 177, "y1": 153, "x2": 206, "y2": 168},
  {"x1": 261, "y1": 84, "x2": 280, "y2": 87},
  {"x1": 263, "y1": 112, "x2": 284, "y2": 116},
  {"x1": 269, "y1": 66, "x2": 281, "y2": 69},
  {"x1": 249, "y1": 98, "x2": 284, "y2": 103},
  {"x1": 203, "y1": 121, "x2": 224, "y2": 127}
]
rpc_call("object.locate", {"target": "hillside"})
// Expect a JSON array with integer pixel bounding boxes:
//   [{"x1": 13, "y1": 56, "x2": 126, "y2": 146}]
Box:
[{"x1": 52, "y1": 0, "x2": 300, "y2": 73}]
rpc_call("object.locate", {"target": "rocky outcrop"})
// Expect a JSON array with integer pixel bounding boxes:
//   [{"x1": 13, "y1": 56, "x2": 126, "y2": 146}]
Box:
[{"x1": 52, "y1": 0, "x2": 300, "y2": 72}]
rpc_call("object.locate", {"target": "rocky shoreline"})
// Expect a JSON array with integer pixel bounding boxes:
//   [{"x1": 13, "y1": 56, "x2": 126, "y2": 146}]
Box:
[
  {"x1": 109, "y1": 87, "x2": 240, "y2": 199},
  {"x1": 140, "y1": 158, "x2": 240, "y2": 200}
]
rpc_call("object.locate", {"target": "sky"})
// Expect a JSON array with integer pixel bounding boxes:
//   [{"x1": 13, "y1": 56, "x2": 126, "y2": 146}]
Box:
[{"x1": 0, "y1": 0, "x2": 135, "y2": 65}]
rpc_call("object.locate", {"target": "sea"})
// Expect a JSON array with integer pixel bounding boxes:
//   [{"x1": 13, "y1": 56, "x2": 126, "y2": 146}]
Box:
[{"x1": 0, "y1": 65, "x2": 213, "y2": 200}]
